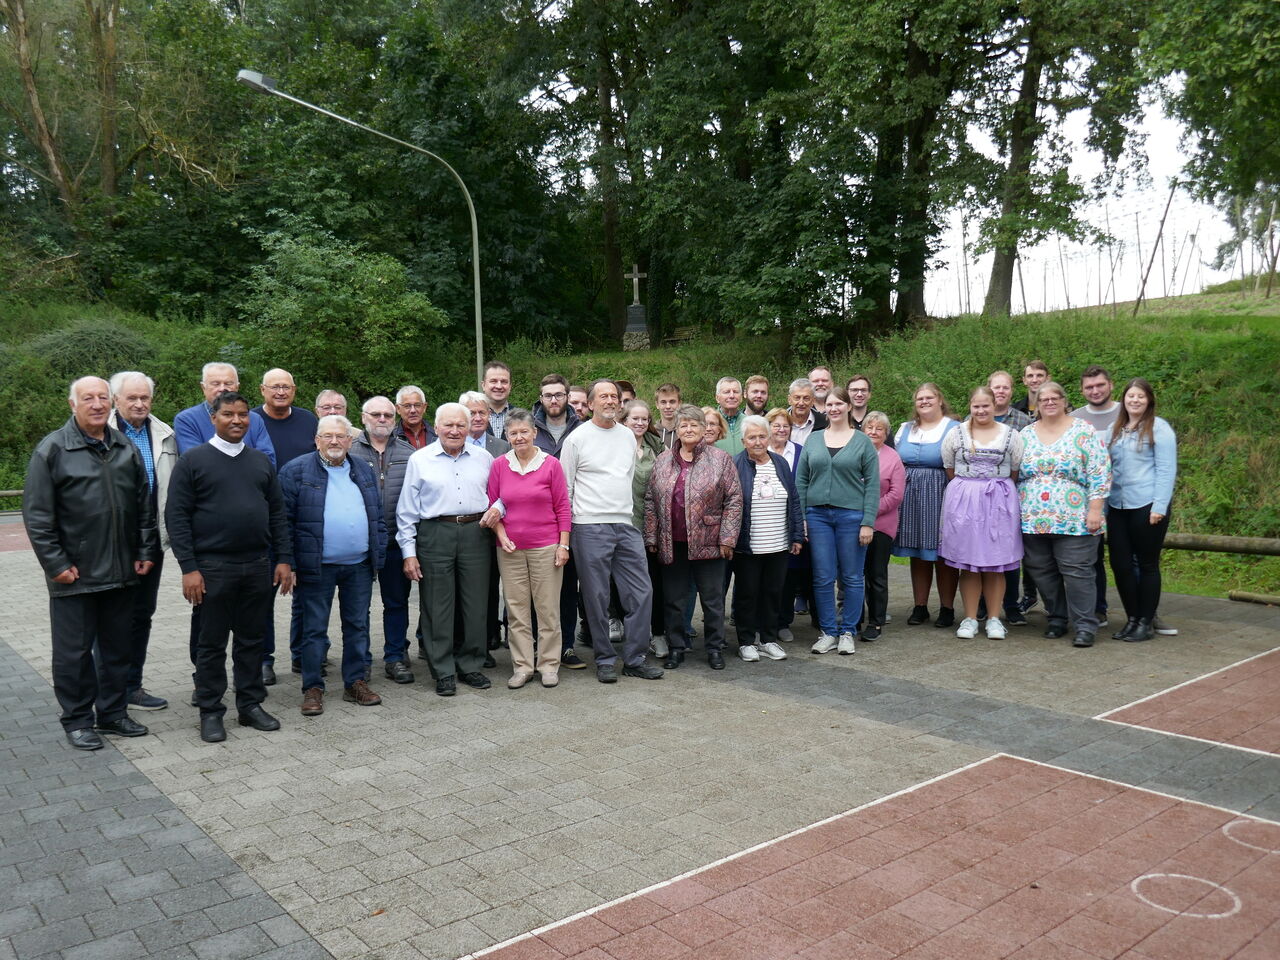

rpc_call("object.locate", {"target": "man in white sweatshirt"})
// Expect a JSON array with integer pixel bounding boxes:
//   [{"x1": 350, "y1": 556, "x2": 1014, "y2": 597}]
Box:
[{"x1": 560, "y1": 380, "x2": 664, "y2": 684}]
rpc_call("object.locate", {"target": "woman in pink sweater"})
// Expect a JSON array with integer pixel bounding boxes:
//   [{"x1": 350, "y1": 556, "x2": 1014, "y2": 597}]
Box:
[
  {"x1": 486, "y1": 410, "x2": 572, "y2": 689},
  {"x1": 860, "y1": 412, "x2": 906, "y2": 640}
]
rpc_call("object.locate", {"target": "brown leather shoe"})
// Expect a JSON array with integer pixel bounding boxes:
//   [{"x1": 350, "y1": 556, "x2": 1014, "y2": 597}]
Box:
[
  {"x1": 301, "y1": 687, "x2": 323, "y2": 716},
  {"x1": 343, "y1": 680, "x2": 382, "y2": 706}
]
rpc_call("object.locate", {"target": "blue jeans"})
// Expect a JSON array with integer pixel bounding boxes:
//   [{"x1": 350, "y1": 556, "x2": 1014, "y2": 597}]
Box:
[
  {"x1": 375, "y1": 540, "x2": 411, "y2": 664},
  {"x1": 299, "y1": 562, "x2": 373, "y2": 690},
  {"x1": 806, "y1": 506, "x2": 867, "y2": 636}
]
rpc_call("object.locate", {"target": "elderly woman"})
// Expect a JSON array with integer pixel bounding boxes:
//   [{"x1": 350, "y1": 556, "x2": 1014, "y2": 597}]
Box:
[
  {"x1": 766, "y1": 407, "x2": 803, "y2": 473},
  {"x1": 940, "y1": 387, "x2": 1024, "y2": 640},
  {"x1": 701, "y1": 407, "x2": 729, "y2": 447},
  {"x1": 622, "y1": 399, "x2": 668, "y2": 653},
  {"x1": 797, "y1": 387, "x2": 880, "y2": 655},
  {"x1": 644, "y1": 405, "x2": 742, "y2": 670},
  {"x1": 893, "y1": 383, "x2": 961, "y2": 627},
  {"x1": 1019, "y1": 381, "x2": 1111, "y2": 647},
  {"x1": 732, "y1": 416, "x2": 803, "y2": 662},
  {"x1": 1107, "y1": 378, "x2": 1177, "y2": 643},
  {"x1": 767, "y1": 406, "x2": 812, "y2": 641},
  {"x1": 485, "y1": 410, "x2": 572, "y2": 688},
  {"x1": 860, "y1": 412, "x2": 905, "y2": 641}
]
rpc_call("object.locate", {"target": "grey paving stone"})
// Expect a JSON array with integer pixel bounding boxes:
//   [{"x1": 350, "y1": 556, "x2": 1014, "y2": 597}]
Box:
[
  {"x1": 33, "y1": 888, "x2": 114, "y2": 924},
  {"x1": 9, "y1": 916, "x2": 93, "y2": 957},
  {"x1": 188, "y1": 923, "x2": 277, "y2": 960},
  {"x1": 61, "y1": 929, "x2": 144, "y2": 960},
  {"x1": 155, "y1": 880, "x2": 234, "y2": 918},
  {"x1": 133, "y1": 912, "x2": 221, "y2": 953},
  {"x1": 203, "y1": 893, "x2": 286, "y2": 933},
  {"x1": 0, "y1": 905, "x2": 42, "y2": 939},
  {"x1": 84, "y1": 896, "x2": 165, "y2": 938}
]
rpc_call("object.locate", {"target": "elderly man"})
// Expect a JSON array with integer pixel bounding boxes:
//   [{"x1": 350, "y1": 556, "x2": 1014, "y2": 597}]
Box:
[
  {"x1": 254, "y1": 369, "x2": 319, "y2": 468},
  {"x1": 393, "y1": 385, "x2": 435, "y2": 450},
  {"x1": 166, "y1": 392, "x2": 292, "y2": 743},
  {"x1": 715, "y1": 376, "x2": 745, "y2": 454},
  {"x1": 108, "y1": 371, "x2": 177, "y2": 712},
  {"x1": 315, "y1": 390, "x2": 347, "y2": 418},
  {"x1": 174, "y1": 362, "x2": 276, "y2": 462},
  {"x1": 561, "y1": 379, "x2": 663, "y2": 683},
  {"x1": 352, "y1": 396, "x2": 417, "y2": 684},
  {"x1": 25, "y1": 377, "x2": 158, "y2": 749},
  {"x1": 397, "y1": 403, "x2": 495, "y2": 697},
  {"x1": 280, "y1": 416, "x2": 386, "y2": 716},
  {"x1": 483, "y1": 361, "x2": 513, "y2": 439},
  {"x1": 786, "y1": 378, "x2": 829, "y2": 447}
]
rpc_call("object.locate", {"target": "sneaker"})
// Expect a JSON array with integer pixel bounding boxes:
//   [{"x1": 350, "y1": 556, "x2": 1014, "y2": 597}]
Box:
[
  {"x1": 596, "y1": 663, "x2": 618, "y2": 684},
  {"x1": 955, "y1": 617, "x2": 979, "y2": 639},
  {"x1": 508, "y1": 670, "x2": 535, "y2": 689},
  {"x1": 1005, "y1": 608, "x2": 1029, "y2": 626},
  {"x1": 777, "y1": 628, "x2": 794, "y2": 642},
  {"x1": 934, "y1": 607, "x2": 956, "y2": 628},
  {"x1": 907, "y1": 605, "x2": 930, "y2": 626},
  {"x1": 127, "y1": 688, "x2": 168, "y2": 711},
  {"x1": 1153, "y1": 616, "x2": 1178, "y2": 636},
  {"x1": 561, "y1": 649, "x2": 587, "y2": 670},
  {"x1": 738, "y1": 644, "x2": 760, "y2": 662},
  {"x1": 811, "y1": 634, "x2": 838, "y2": 654},
  {"x1": 650, "y1": 634, "x2": 670, "y2": 658},
  {"x1": 1017, "y1": 596, "x2": 1039, "y2": 615},
  {"x1": 837, "y1": 633, "x2": 856, "y2": 655},
  {"x1": 759, "y1": 642, "x2": 787, "y2": 660},
  {"x1": 985, "y1": 617, "x2": 1007, "y2": 639},
  {"x1": 861, "y1": 624, "x2": 881, "y2": 641},
  {"x1": 622, "y1": 661, "x2": 664, "y2": 679},
  {"x1": 608, "y1": 618, "x2": 624, "y2": 641},
  {"x1": 687, "y1": 628, "x2": 700, "y2": 640}
]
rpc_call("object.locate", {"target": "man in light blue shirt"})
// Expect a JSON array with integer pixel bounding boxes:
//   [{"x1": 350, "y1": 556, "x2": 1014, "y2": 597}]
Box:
[{"x1": 397, "y1": 403, "x2": 495, "y2": 697}]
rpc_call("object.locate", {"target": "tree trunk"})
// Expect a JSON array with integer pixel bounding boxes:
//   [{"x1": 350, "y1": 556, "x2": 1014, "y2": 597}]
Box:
[
  {"x1": 83, "y1": 0, "x2": 120, "y2": 209},
  {"x1": 596, "y1": 44, "x2": 627, "y2": 341},
  {"x1": 858, "y1": 120, "x2": 903, "y2": 339},
  {"x1": 982, "y1": 29, "x2": 1044, "y2": 317}
]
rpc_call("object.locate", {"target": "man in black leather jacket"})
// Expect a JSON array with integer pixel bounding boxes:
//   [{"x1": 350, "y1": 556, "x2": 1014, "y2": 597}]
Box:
[{"x1": 23, "y1": 376, "x2": 159, "y2": 750}]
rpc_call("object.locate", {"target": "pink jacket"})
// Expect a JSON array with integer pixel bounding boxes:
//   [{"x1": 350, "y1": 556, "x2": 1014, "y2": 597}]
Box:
[
  {"x1": 874, "y1": 444, "x2": 906, "y2": 539},
  {"x1": 644, "y1": 443, "x2": 742, "y2": 563}
]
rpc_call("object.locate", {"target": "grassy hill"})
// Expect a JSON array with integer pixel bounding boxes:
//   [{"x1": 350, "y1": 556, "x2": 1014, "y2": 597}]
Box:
[{"x1": 3, "y1": 289, "x2": 1278, "y2": 598}]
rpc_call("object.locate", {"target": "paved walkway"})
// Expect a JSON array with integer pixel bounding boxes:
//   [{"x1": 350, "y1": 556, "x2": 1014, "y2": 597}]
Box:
[{"x1": 1, "y1": 530, "x2": 1278, "y2": 959}]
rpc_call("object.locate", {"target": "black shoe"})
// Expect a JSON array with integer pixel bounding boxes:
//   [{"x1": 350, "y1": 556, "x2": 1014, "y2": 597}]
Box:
[
  {"x1": 561, "y1": 649, "x2": 587, "y2": 670},
  {"x1": 1125, "y1": 619, "x2": 1154, "y2": 643},
  {"x1": 262, "y1": 662, "x2": 277, "y2": 687},
  {"x1": 291, "y1": 659, "x2": 302, "y2": 674},
  {"x1": 623, "y1": 662, "x2": 664, "y2": 680},
  {"x1": 436, "y1": 675, "x2": 456, "y2": 697},
  {"x1": 862, "y1": 624, "x2": 881, "y2": 641},
  {"x1": 596, "y1": 663, "x2": 618, "y2": 684},
  {"x1": 483, "y1": 654, "x2": 497, "y2": 669},
  {"x1": 1072, "y1": 631, "x2": 1095, "y2": 648},
  {"x1": 1113, "y1": 618, "x2": 1139, "y2": 641},
  {"x1": 95, "y1": 716, "x2": 148, "y2": 737},
  {"x1": 934, "y1": 607, "x2": 955, "y2": 628},
  {"x1": 1005, "y1": 608, "x2": 1028, "y2": 626},
  {"x1": 1044, "y1": 623, "x2": 1067, "y2": 639},
  {"x1": 66, "y1": 728, "x2": 103, "y2": 750},
  {"x1": 385, "y1": 661, "x2": 415, "y2": 684},
  {"x1": 664, "y1": 650, "x2": 685, "y2": 670},
  {"x1": 200, "y1": 714, "x2": 226, "y2": 743},
  {"x1": 237, "y1": 704, "x2": 280, "y2": 731},
  {"x1": 459, "y1": 671, "x2": 491, "y2": 689},
  {"x1": 707, "y1": 650, "x2": 725, "y2": 670},
  {"x1": 907, "y1": 605, "x2": 930, "y2": 625},
  {"x1": 127, "y1": 688, "x2": 169, "y2": 710}
]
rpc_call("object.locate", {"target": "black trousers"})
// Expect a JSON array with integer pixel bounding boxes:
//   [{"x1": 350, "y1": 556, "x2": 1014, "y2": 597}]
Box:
[
  {"x1": 51, "y1": 587, "x2": 136, "y2": 731},
  {"x1": 779, "y1": 545, "x2": 817, "y2": 629},
  {"x1": 863, "y1": 531, "x2": 893, "y2": 626},
  {"x1": 1108, "y1": 505, "x2": 1170, "y2": 620},
  {"x1": 646, "y1": 550, "x2": 665, "y2": 637},
  {"x1": 125, "y1": 555, "x2": 164, "y2": 692},
  {"x1": 733, "y1": 551, "x2": 788, "y2": 646},
  {"x1": 662, "y1": 544, "x2": 726, "y2": 652},
  {"x1": 194, "y1": 557, "x2": 272, "y2": 717}
]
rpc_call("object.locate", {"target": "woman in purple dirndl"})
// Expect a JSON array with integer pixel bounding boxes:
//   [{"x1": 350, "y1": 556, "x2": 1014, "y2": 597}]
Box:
[{"x1": 939, "y1": 386, "x2": 1024, "y2": 640}]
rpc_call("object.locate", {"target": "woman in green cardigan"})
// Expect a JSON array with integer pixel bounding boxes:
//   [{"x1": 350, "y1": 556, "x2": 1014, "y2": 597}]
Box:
[{"x1": 796, "y1": 386, "x2": 880, "y2": 656}]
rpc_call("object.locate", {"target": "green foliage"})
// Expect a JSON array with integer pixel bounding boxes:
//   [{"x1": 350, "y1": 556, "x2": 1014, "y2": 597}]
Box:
[{"x1": 29, "y1": 321, "x2": 154, "y2": 381}]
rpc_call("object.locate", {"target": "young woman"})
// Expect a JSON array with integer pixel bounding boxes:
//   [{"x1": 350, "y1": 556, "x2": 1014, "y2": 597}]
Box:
[
  {"x1": 622, "y1": 399, "x2": 669, "y2": 652},
  {"x1": 1107, "y1": 378, "x2": 1177, "y2": 643},
  {"x1": 940, "y1": 387, "x2": 1024, "y2": 640}
]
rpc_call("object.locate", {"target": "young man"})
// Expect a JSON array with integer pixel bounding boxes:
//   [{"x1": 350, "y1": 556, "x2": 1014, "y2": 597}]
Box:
[
  {"x1": 846, "y1": 374, "x2": 892, "y2": 445},
  {"x1": 483, "y1": 361, "x2": 513, "y2": 439},
  {"x1": 533, "y1": 374, "x2": 580, "y2": 457},
  {"x1": 655, "y1": 383, "x2": 682, "y2": 450},
  {"x1": 744, "y1": 375, "x2": 770, "y2": 416},
  {"x1": 1075, "y1": 365, "x2": 1121, "y2": 437},
  {"x1": 1014, "y1": 360, "x2": 1049, "y2": 419},
  {"x1": 808, "y1": 366, "x2": 834, "y2": 406},
  {"x1": 567, "y1": 385, "x2": 590, "y2": 422},
  {"x1": 988, "y1": 371, "x2": 1032, "y2": 429}
]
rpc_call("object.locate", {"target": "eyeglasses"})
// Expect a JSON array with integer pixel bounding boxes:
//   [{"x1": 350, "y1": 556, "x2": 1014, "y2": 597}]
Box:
[
  {"x1": 318, "y1": 433, "x2": 351, "y2": 443},
  {"x1": 541, "y1": 392, "x2": 567, "y2": 401},
  {"x1": 367, "y1": 412, "x2": 395, "y2": 420},
  {"x1": 265, "y1": 385, "x2": 293, "y2": 393},
  {"x1": 399, "y1": 403, "x2": 424, "y2": 411}
]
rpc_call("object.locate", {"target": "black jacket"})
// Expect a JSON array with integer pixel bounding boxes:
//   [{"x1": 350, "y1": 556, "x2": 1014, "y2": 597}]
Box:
[
  {"x1": 23, "y1": 418, "x2": 158, "y2": 597},
  {"x1": 531, "y1": 401, "x2": 581, "y2": 458}
]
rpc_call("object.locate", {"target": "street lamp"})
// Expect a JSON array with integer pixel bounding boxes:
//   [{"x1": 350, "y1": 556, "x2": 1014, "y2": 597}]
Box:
[{"x1": 236, "y1": 69, "x2": 484, "y2": 386}]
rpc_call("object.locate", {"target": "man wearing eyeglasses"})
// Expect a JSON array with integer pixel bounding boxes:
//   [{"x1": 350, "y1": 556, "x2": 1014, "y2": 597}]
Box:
[
  {"x1": 315, "y1": 390, "x2": 348, "y2": 419},
  {"x1": 392, "y1": 385, "x2": 435, "y2": 449},
  {"x1": 254, "y1": 369, "x2": 319, "y2": 469},
  {"x1": 279, "y1": 415, "x2": 387, "y2": 717},
  {"x1": 352, "y1": 397, "x2": 417, "y2": 684}
]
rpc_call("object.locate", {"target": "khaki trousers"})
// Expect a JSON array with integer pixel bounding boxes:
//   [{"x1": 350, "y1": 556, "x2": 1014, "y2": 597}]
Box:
[{"x1": 496, "y1": 544, "x2": 563, "y2": 673}]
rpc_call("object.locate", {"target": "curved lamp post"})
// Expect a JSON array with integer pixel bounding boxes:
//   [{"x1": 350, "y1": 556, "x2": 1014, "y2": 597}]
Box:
[{"x1": 237, "y1": 69, "x2": 484, "y2": 385}]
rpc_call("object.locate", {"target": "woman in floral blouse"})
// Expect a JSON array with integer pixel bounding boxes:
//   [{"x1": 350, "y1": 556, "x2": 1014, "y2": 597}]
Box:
[{"x1": 1018, "y1": 381, "x2": 1111, "y2": 648}]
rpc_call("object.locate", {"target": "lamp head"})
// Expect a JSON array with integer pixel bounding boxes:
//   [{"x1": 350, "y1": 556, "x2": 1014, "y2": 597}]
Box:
[{"x1": 236, "y1": 69, "x2": 277, "y2": 94}]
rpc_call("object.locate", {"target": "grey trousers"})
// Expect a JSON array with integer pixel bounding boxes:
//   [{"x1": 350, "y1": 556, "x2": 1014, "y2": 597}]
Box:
[
  {"x1": 571, "y1": 523, "x2": 652, "y2": 667},
  {"x1": 416, "y1": 519, "x2": 492, "y2": 679},
  {"x1": 1021, "y1": 533, "x2": 1100, "y2": 634}
]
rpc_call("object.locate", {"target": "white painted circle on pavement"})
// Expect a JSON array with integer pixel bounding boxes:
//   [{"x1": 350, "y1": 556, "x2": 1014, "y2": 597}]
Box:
[
  {"x1": 1130, "y1": 873, "x2": 1242, "y2": 919},
  {"x1": 1223, "y1": 818, "x2": 1280, "y2": 854}
]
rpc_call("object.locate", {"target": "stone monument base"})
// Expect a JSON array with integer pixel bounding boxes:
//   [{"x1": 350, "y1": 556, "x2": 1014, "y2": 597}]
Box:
[{"x1": 623, "y1": 330, "x2": 650, "y2": 351}]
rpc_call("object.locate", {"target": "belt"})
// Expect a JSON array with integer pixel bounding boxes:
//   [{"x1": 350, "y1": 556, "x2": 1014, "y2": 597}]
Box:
[{"x1": 429, "y1": 513, "x2": 483, "y2": 524}]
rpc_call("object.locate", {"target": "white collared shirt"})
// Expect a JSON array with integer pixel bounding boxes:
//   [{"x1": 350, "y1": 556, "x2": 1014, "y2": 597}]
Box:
[{"x1": 209, "y1": 435, "x2": 245, "y2": 457}]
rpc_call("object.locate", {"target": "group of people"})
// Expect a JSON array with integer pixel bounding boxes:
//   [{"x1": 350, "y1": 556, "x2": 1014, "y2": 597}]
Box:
[{"x1": 23, "y1": 359, "x2": 1176, "y2": 751}]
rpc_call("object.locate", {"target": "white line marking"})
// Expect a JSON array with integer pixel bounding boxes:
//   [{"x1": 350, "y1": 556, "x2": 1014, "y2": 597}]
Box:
[
  {"x1": 455, "y1": 752, "x2": 1004, "y2": 959},
  {"x1": 1094, "y1": 716, "x2": 1279, "y2": 759},
  {"x1": 1094, "y1": 645, "x2": 1280, "y2": 720},
  {"x1": 1223, "y1": 818, "x2": 1280, "y2": 854},
  {"x1": 1130, "y1": 873, "x2": 1241, "y2": 918}
]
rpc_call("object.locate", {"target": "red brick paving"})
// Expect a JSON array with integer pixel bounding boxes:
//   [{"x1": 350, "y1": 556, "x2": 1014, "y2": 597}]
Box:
[
  {"x1": 473, "y1": 756, "x2": 1280, "y2": 960},
  {"x1": 1100, "y1": 648, "x2": 1280, "y2": 755},
  {"x1": 0, "y1": 520, "x2": 30, "y2": 552}
]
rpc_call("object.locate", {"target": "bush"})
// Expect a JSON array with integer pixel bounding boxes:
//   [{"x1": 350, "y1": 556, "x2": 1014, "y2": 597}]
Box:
[{"x1": 29, "y1": 320, "x2": 154, "y2": 382}]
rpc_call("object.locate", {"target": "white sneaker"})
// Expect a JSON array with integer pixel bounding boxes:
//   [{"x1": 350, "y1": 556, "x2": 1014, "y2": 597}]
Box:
[
  {"x1": 760, "y1": 642, "x2": 787, "y2": 660},
  {"x1": 608, "y1": 618, "x2": 624, "y2": 641},
  {"x1": 777, "y1": 628, "x2": 794, "y2": 642},
  {"x1": 837, "y1": 632, "x2": 856, "y2": 655},
  {"x1": 985, "y1": 617, "x2": 1007, "y2": 639},
  {"x1": 738, "y1": 644, "x2": 760, "y2": 662},
  {"x1": 955, "y1": 617, "x2": 979, "y2": 639},
  {"x1": 1153, "y1": 616, "x2": 1178, "y2": 636},
  {"x1": 649, "y1": 634, "x2": 669, "y2": 658},
  {"x1": 811, "y1": 634, "x2": 837, "y2": 654}
]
